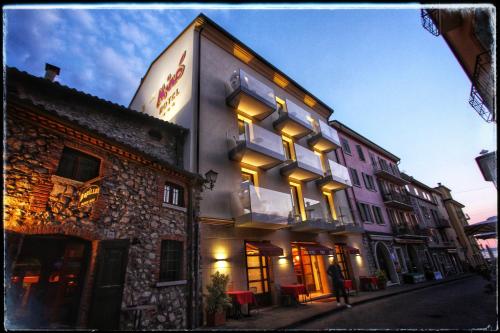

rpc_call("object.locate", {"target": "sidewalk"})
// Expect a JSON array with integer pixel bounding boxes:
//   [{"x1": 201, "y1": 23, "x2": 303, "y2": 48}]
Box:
[{"x1": 202, "y1": 273, "x2": 474, "y2": 330}]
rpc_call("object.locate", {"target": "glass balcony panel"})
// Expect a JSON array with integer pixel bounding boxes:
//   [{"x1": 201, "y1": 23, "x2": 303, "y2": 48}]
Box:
[
  {"x1": 319, "y1": 120, "x2": 341, "y2": 146},
  {"x1": 327, "y1": 160, "x2": 352, "y2": 187},
  {"x1": 234, "y1": 182, "x2": 293, "y2": 229},
  {"x1": 226, "y1": 69, "x2": 276, "y2": 120},
  {"x1": 231, "y1": 123, "x2": 286, "y2": 169},
  {"x1": 294, "y1": 144, "x2": 323, "y2": 175},
  {"x1": 286, "y1": 99, "x2": 312, "y2": 126}
]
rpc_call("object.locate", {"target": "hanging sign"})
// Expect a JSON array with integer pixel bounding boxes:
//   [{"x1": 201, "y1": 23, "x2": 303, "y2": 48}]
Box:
[{"x1": 79, "y1": 185, "x2": 100, "y2": 207}]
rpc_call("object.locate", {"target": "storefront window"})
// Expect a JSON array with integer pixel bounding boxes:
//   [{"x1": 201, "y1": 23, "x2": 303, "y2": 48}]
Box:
[{"x1": 245, "y1": 243, "x2": 272, "y2": 305}]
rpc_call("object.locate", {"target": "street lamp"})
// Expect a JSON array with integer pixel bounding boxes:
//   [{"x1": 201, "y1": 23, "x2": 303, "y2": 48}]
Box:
[{"x1": 203, "y1": 169, "x2": 218, "y2": 191}]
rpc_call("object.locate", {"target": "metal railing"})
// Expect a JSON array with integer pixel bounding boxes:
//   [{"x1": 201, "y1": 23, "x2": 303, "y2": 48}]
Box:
[
  {"x1": 421, "y1": 9, "x2": 440, "y2": 36},
  {"x1": 382, "y1": 190, "x2": 412, "y2": 205},
  {"x1": 469, "y1": 51, "x2": 495, "y2": 123}
]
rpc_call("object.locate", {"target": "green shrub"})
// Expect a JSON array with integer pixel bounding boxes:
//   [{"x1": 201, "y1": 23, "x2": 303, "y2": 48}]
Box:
[{"x1": 205, "y1": 271, "x2": 233, "y2": 314}]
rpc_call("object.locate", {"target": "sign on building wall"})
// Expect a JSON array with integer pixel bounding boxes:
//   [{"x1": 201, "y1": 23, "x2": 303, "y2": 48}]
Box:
[
  {"x1": 79, "y1": 185, "x2": 100, "y2": 207},
  {"x1": 130, "y1": 27, "x2": 194, "y2": 122}
]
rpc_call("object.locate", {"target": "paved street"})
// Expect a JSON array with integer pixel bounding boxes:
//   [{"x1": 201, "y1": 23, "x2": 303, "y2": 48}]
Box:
[{"x1": 296, "y1": 275, "x2": 497, "y2": 330}]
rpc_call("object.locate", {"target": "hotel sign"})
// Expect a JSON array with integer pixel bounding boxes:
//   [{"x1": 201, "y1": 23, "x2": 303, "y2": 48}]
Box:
[
  {"x1": 79, "y1": 185, "x2": 100, "y2": 207},
  {"x1": 130, "y1": 27, "x2": 194, "y2": 122}
]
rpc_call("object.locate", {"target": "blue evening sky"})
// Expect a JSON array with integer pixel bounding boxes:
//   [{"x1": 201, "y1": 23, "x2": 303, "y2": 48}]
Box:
[{"x1": 3, "y1": 4, "x2": 496, "y2": 241}]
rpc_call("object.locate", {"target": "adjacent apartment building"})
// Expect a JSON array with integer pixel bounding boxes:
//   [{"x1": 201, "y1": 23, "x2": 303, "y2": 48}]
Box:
[{"x1": 129, "y1": 14, "x2": 370, "y2": 322}]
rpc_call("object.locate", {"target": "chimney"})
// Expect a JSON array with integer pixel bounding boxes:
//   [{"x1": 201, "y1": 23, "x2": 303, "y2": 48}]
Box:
[
  {"x1": 438, "y1": 182, "x2": 442, "y2": 186},
  {"x1": 44, "y1": 63, "x2": 60, "y2": 82}
]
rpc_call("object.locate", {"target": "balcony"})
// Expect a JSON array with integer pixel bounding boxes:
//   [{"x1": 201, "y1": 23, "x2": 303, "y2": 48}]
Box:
[
  {"x1": 434, "y1": 217, "x2": 451, "y2": 229},
  {"x1": 469, "y1": 51, "x2": 495, "y2": 123},
  {"x1": 316, "y1": 159, "x2": 352, "y2": 192},
  {"x1": 420, "y1": 9, "x2": 463, "y2": 36},
  {"x1": 372, "y1": 163, "x2": 408, "y2": 186},
  {"x1": 226, "y1": 69, "x2": 277, "y2": 120},
  {"x1": 382, "y1": 191, "x2": 413, "y2": 211},
  {"x1": 232, "y1": 183, "x2": 293, "y2": 230},
  {"x1": 288, "y1": 198, "x2": 338, "y2": 233},
  {"x1": 330, "y1": 206, "x2": 364, "y2": 235},
  {"x1": 229, "y1": 123, "x2": 286, "y2": 170},
  {"x1": 307, "y1": 119, "x2": 341, "y2": 153},
  {"x1": 273, "y1": 99, "x2": 314, "y2": 139},
  {"x1": 280, "y1": 144, "x2": 323, "y2": 182}
]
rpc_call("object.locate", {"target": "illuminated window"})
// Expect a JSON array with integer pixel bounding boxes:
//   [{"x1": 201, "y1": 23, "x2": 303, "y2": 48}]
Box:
[
  {"x1": 289, "y1": 183, "x2": 305, "y2": 221},
  {"x1": 282, "y1": 136, "x2": 296, "y2": 161},
  {"x1": 160, "y1": 240, "x2": 183, "y2": 282},
  {"x1": 56, "y1": 147, "x2": 100, "y2": 182},
  {"x1": 164, "y1": 182, "x2": 184, "y2": 207}
]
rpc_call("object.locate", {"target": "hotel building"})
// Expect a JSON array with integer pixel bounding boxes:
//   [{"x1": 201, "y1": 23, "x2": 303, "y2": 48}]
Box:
[{"x1": 129, "y1": 14, "x2": 369, "y2": 321}]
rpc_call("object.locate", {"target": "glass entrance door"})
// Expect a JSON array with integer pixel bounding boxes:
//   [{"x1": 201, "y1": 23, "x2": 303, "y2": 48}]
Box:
[
  {"x1": 245, "y1": 243, "x2": 272, "y2": 306},
  {"x1": 292, "y1": 244, "x2": 318, "y2": 293}
]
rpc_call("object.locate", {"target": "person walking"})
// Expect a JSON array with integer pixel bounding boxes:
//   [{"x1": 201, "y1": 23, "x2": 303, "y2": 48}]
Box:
[{"x1": 327, "y1": 259, "x2": 351, "y2": 308}]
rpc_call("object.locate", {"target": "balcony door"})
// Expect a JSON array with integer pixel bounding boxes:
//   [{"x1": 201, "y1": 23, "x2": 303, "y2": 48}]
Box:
[{"x1": 289, "y1": 183, "x2": 304, "y2": 222}]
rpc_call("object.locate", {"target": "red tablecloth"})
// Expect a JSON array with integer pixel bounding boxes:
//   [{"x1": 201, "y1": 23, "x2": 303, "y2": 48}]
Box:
[
  {"x1": 280, "y1": 284, "x2": 308, "y2": 298},
  {"x1": 343, "y1": 279, "x2": 353, "y2": 290},
  {"x1": 227, "y1": 291, "x2": 257, "y2": 305},
  {"x1": 360, "y1": 276, "x2": 378, "y2": 284}
]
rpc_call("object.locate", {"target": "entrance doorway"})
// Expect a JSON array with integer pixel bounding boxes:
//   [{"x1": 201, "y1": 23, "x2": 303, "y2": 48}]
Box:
[
  {"x1": 291, "y1": 243, "x2": 328, "y2": 298},
  {"x1": 5, "y1": 234, "x2": 90, "y2": 329},
  {"x1": 375, "y1": 242, "x2": 398, "y2": 284},
  {"x1": 245, "y1": 243, "x2": 272, "y2": 306}
]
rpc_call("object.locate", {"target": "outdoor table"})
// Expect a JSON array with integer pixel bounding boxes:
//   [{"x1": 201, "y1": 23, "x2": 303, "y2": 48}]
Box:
[
  {"x1": 280, "y1": 284, "x2": 309, "y2": 304},
  {"x1": 226, "y1": 290, "x2": 257, "y2": 318},
  {"x1": 359, "y1": 276, "x2": 379, "y2": 291}
]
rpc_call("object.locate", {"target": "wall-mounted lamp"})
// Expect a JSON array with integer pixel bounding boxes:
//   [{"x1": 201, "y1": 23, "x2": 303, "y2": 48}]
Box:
[
  {"x1": 278, "y1": 256, "x2": 288, "y2": 265},
  {"x1": 203, "y1": 169, "x2": 218, "y2": 191}
]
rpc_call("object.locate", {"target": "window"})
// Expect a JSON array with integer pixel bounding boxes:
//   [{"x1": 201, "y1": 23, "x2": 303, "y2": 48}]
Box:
[
  {"x1": 372, "y1": 206, "x2": 385, "y2": 224},
  {"x1": 358, "y1": 203, "x2": 373, "y2": 223},
  {"x1": 378, "y1": 158, "x2": 389, "y2": 171},
  {"x1": 163, "y1": 182, "x2": 184, "y2": 207},
  {"x1": 369, "y1": 153, "x2": 376, "y2": 166},
  {"x1": 349, "y1": 168, "x2": 361, "y2": 186},
  {"x1": 245, "y1": 242, "x2": 271, "y2": 295},
  {"x1": 340, "y1": 137, "x2": 351, "y2": 155},
  {"x1": 289, "y1": 182, "x2": 304, "y2": 222},
  {"x1": 356, "y1": 145, "x2": 366, "y2": 161},
  {"x1": 160, "y1": 240, "x2": 183, "y2": 282},
  {"x1": 56, "y1": 147, "x2": 100, "y2": 182},
  {"x1": 362, "y1": 173, "x2": 376, "y2": 191},
  {"x1": 282, "y1": 136, "x2": 296, "y2": 161}
]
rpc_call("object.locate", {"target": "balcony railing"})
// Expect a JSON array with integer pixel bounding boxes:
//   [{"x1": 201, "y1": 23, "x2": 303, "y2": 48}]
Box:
[
  {"x1": 317, "y1": 159, "x2": 352, "y2": 191},
  {"x1": 226, "y1": 69, "x2": 277, "y2": 120},
  {"x1": 307, "y1": 119, "x2": 341, "y2": 152},
  {"x1": 372, "y1": 163, "x2": 408, "y2": 185},
  {"x1": 382, "y1": 190, "x2": 413, "y2": 211},
  {"x1": 229, "y1": 123, "x2": 286, "y2": 170},
  {"x1": 288, "y1": 200, "x2": 361, "y2": 234},
  {"x1": 273, "y1": 99, "x2": 314, "y2": 139},
  {"x1": 469, "y1": 51, "x2": 495, "y2": 123},
  {"x1": 232, "y1": 182, "x2": 293, "y2": 229},
  {"x1": 421, "y1": 9, "x2": 440, "y2": 36},
  {"x1": 280, "y1": 144, "x2": 323, "y2": 182}
]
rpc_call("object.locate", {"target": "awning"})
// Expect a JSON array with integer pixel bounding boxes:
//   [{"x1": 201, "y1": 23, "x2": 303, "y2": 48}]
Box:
[
  {"x1": 299, "y1": 243, "x2": 335, "y2": 255},
  {"x1": 346, "y1": 246, "x2": 361, "y2": 255},
  {"x1": 246, "y1": 241, "x2": 284, "y2": 257},
  {"x1": 464, "y1": 217, "x2": 497, "y2": 237}
]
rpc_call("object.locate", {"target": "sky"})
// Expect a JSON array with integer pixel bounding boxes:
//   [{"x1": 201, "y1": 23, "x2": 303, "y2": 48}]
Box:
[{"x1": 3, "y1": 4, "x2": 497, "y2": 248}]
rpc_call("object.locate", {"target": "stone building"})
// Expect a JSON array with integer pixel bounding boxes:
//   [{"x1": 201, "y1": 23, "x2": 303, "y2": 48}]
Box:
[{"x1": 4, "y1": 66, "x2": 202, "y2": 330}]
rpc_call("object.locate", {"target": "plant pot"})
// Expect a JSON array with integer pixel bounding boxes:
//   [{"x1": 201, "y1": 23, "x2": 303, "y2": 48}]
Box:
[
  {"x1": 206, "y1": 310, "x2": 226, "y2": 327},
  {"x1": 377, "y1": 280, "x2": 387, "y2": 290}
]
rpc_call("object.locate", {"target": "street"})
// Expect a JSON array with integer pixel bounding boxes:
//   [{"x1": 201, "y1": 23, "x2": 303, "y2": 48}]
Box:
[{"x1": 295, "y1": 275, "x2": 497, "y2": 330}]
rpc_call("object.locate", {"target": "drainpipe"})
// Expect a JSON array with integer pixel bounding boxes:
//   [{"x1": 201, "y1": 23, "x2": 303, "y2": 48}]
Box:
[
  {"x1": 336, "y1": 134, "x2": 378, "y2": 275},
  {"x1": 193, "y1": 23, "x2": 205, "y2": 329}
]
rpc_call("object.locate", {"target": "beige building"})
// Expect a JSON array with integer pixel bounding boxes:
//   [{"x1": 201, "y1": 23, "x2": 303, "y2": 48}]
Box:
[
  {"x1": 129, "y1": 14, "x2": 369, "y2": 322},
  {"x1": 434, "y1": 183, "x2": 485, "y2": 269}
]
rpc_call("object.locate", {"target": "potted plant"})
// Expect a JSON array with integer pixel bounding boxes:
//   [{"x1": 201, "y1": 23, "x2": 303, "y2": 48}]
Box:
[
  {"x1": 375, "y1": 269, "x2": 388, "y2": 290},
  {"x1": 205, "y1": 271, "x2": 232, "y2": 327}
]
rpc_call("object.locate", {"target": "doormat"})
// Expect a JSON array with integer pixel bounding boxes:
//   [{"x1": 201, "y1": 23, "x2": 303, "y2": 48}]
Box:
[{"x1": 313, "y1": 297, "x2": 336, "y2": 303}]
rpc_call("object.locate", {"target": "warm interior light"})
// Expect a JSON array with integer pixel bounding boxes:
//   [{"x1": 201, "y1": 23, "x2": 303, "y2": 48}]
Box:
[
  {"x1": 304, "y1": 95, "x2": 316, "y2": 108},
  {"x1": 233, "y1": 44, "x2": 253, "y2": 63},
  {"x1": 273, "y1": 73, "x2": 289, "y2": 88}
]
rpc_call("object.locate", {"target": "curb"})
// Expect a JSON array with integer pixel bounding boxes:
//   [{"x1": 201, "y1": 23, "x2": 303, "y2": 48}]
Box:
[{"x1": 280, "y1": 274, "x2": 475, "y2": 329}]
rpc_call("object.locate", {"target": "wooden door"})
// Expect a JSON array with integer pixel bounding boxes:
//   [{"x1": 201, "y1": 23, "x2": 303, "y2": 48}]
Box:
[{"x1": 88, "y1": 240, "x2": 129, "y2": 329}]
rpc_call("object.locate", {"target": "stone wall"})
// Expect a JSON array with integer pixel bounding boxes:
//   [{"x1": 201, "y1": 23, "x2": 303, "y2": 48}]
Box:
[{"x1": 4, "y1": 115, "x2": 193, "y2": 329}]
